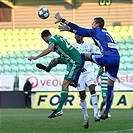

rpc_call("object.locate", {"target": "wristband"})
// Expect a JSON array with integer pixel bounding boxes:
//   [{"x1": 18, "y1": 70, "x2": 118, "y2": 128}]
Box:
[{"x1": 61, "y1": 19, "x2": 66, "y2": 23}]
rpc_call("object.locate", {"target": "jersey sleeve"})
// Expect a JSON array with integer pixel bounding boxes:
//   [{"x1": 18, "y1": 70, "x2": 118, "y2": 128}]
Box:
[{"x1": 68, "y1": 22, "x2": 95, "y2": 37}]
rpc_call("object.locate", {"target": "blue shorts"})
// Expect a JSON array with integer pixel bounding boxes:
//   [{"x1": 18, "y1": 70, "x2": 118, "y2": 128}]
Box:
[{"x1": 91, "y1": 53, "x2": 120, "y2": 81}]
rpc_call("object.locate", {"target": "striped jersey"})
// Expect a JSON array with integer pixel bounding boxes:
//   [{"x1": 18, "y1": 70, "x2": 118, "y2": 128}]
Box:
[{"x1": 100, "y1": 73, "x2": 108, "y2": 90}]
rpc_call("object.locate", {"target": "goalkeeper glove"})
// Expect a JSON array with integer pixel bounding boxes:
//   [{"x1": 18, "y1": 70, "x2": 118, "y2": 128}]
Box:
[
  {"x1": 54, "y1": 12, "x2": 66, "y2": 24},
  {"x1": 58, "y1": 23, "x2": 70, "y2": 31}
]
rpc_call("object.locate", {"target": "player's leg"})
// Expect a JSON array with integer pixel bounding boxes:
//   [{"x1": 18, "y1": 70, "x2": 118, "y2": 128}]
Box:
[
  {"x1": 77, "y1": 75, "x2": 89, "y2": 129},
  {"x1": 100, "y1": 58, "x2": 120, "y2": 120},
  {"x1": 79, "y1": 91, "x2": 89, "y2": 129},
  {"x1": 89, "y1": 84, "x2": 100, "y2": 122},
  {"x1": 36, "y1": 58, "x2": 58, "y2": 72},
  {"x1": 48, "y1": 79, "x2": 69, "y2": 118},
  {"x1": 98, "y1": 91, "x2": 106, "y2": 117},
  {"x1": 70, "y1": 54, "x2": 85, "y2": 87},
  {"x1": 83, "y1": 71, "x2": 100, "y2": 121},
  {"x1": 36, "y1": 57, "x2": 66, "y2": 72},
  {"x1": 108, "y1": 94, "x2": 114, "y2": 117},
  {"x1": 48, "y1": 61, "x2": 81, "y2": 118},
  {"x1": 85, "y1": 53, "x2": 120, "y2": 120}
]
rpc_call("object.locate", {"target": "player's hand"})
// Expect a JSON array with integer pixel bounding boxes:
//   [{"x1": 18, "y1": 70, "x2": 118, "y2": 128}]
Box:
[
  {"x1": 28, "y1": 56, "x2": 37, "y2": 61},
  {"x1": 54, "y1": 12, "x2": 62, "y2": 24},
  {"x1": 58, "y1": 23, "x2": 70, "y2": 31}
]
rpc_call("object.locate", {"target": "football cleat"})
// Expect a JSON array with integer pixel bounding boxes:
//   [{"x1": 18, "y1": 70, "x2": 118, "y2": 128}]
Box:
[
  {"x1": 94, "y1": 114, "x2": 100, "y2": 122},
  {"x1": 84, "y1": 116, "x2": 89, "y2": 129},
  {"x1": 108, "y1": 113, "x2": 111, "y2": 118},
  {"x1": 100, "y1": 113, "x2": 108, "y2": 120},
  {"x1": 48, "y1": 110, "x2": 63, "y2": 118},
  {"x1": 36, "y1": 63, "x2": 50, "y2": 72}
]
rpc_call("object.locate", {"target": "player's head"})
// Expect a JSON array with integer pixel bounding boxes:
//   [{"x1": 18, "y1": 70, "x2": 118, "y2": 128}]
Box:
[
  {"x1": 75, "y1": 34, "x2": 84, "y2": 43},
  {"x1": 92, "y1": 17, "x2": 105, "y2": 28},
  {"x1": 41, "y1": 30, "x2": 52, "y2": 43}
]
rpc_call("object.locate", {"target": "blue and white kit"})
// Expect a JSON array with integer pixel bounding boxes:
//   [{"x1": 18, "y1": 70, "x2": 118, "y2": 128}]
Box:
[{"x1": 68, "y1": 22, "x2": 120, "y2": 81}]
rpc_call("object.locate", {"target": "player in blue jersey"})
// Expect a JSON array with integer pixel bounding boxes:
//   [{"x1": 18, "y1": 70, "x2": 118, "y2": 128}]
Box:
[{"x1": 54, "y1": 12, "x2": 120, "y2": 120}]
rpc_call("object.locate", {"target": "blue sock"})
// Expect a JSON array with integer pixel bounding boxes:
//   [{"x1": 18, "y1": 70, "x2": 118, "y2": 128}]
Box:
[{"x1": 105, "y1": 85, "x2": 114, "y2": 113}]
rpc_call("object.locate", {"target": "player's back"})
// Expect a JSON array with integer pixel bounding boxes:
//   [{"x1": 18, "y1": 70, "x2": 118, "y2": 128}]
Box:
[
  {"x1": 92, "y1": 28, "x2": 120, "y2": 56},
  {"x1": 49, "y1": 34, "x2": 82, "y2": 62}
]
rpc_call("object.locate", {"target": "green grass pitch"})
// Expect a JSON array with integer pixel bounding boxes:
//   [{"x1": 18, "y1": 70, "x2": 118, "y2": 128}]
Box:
[{"x1": 0, "y1": 109, "x2": 132, "y2": 133}]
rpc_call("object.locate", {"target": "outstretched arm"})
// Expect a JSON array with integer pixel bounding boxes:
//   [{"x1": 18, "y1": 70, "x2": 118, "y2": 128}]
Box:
[
  {"x1": 55, "y1": 12, "x2": 93, "y2": 37},
  {"x1": 28, "y1": 44, "x2": 54, "y2": 61}
]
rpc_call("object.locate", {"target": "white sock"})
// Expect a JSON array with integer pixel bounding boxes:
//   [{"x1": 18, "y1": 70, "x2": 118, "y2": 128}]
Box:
[
  {"x1": 80, "y1": 99, "x2": 89, "y2": 118},
  {"x1": 91, "y1": 94, "x2": 98, "y2": 116}
]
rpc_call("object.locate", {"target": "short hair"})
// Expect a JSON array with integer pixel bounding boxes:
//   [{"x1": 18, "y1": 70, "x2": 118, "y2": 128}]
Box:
[
  {"x1": 94, "y1": 17, "x2": 105, "y2": 28},
  {"x1": 41, "y1": 30, "x2": 52, "y2": 38}
]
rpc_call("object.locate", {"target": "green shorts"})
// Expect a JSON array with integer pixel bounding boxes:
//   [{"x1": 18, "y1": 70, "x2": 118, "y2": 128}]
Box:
[
  {"x1": 57, "y1": 57, "x2": 82, "y2": 82},
  {"x1": 101, "y1": 89, "x2": 108, "y2": 99}
]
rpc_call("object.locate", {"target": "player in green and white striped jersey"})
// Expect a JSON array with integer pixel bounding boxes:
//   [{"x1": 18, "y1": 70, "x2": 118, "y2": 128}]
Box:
[{"x1": 96, "y1": 67, "x2": 112, "y2": 117}]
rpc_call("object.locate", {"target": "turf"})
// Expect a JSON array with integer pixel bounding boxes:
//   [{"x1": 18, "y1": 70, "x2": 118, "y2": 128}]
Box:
[{"x1": 0, "y1": 109, "x2": 132, "y2": 133}]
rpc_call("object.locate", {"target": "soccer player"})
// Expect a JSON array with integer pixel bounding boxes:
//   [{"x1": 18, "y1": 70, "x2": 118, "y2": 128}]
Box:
[
  {"x1": 54, "y1": 13, "x2": 120, "y2": 120},
  {"x1": 28, "y1": 30, "x2": 84, "y2": 118},
  {"x1": 96, "y1": 67, "x2": 120, "y2": 118},
  {"x1": 37, "y1": 34, "x2": 100, "y2": 129},
  {"x1": 72, "y1": 34, "x2": 100, "y2": 127}
]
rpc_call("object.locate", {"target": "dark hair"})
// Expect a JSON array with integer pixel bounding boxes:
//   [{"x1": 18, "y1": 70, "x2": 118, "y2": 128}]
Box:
[
  {"x1": 94, "y1": 17, "x2": 104, "y2": 28},
  {"x1": 41, "y1": 30, "x2": 52, "y2": 38}
]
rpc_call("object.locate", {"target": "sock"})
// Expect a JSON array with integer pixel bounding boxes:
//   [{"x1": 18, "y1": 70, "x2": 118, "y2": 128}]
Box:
[
  {"x1": 105, "y1": 85, "x2": 114, "y2": 113},
  {"x1": 100, "y1": 101, "x2": 105, "y2": 111},
  {"x1": 91, "y1": 94, "x2": 98, "y2": 116},
  {"x1": 56, "y1": 90, "x2": 68, "y2": 111},
  {"x1": 80, "y1": 99, "x2": 89, "y2": 118},
  {"x1": 108, "y1": 94, "x2": 114, "y2": 113},
  {"x1": 45, "y1": 61, "x2": 57, "y2": 72}
]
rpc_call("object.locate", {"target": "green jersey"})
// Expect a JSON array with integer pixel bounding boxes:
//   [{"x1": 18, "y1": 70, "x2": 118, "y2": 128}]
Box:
[
  {"x1": 48, "y1": 34, "x2": 82, "y2": 63},
  {"x1": 48, "y1": 34, "x2": 82, "y2": 82}
]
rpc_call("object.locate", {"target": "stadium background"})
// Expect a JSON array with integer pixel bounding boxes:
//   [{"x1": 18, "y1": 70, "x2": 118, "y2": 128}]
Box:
[{"x1": 0, "y1": 0, "x2": 133, "y2": 108}]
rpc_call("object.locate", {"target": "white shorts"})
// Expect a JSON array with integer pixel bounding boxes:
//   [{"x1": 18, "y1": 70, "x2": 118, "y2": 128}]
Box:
[{"x1": 77, "y1": 71, "x2": 97, "y2": 91}]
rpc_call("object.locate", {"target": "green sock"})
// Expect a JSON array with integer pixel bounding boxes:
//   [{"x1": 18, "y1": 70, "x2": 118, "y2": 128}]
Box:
[
  {"x1": 100, "y1": 101, "x2": 105, "y2": 111},
  {"x1": 56, "y1": 90, "x2": 68, "y2": 111},
  {"x1": 45, "y1": 61, "x2": 57, "y2": 72}
]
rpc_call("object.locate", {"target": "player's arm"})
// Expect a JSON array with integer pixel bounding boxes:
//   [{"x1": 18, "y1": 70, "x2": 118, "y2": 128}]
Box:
[
  {"x1": 55, "y1": 12, "x2": 94, "y2": 37},
  {"x1": 28, "y1": 44, "x2": 54, "y2": 61}
]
